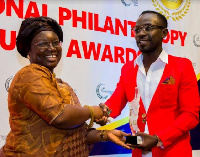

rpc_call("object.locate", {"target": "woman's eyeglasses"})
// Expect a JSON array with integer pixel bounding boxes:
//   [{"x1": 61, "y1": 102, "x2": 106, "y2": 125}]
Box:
[
  {"x1": 35, "y1": 40, "x2": 61, "y2": 48},
  {"x1": 132, "y1": 24, "x2": 165, "y2": 35}
]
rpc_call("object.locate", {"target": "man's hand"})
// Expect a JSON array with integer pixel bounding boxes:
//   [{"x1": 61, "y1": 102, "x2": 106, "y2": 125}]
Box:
[
  {"x1": 95, "y1": 116, "x2": 108, "y2": 126},
  {"x1": 130, "y1": 132, "x2": 158, "y2": 151},
  {"x1": 94, "y1": 103, "x2": 111, "y2": 126},
  {"x1": 99, "y1": 103, "x2": 112, "y2": 116}
]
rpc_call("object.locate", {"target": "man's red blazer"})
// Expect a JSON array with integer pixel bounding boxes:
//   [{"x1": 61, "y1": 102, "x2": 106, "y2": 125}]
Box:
[{"x1": 106, "y1": 55, "x2": 200, "y2": 157}]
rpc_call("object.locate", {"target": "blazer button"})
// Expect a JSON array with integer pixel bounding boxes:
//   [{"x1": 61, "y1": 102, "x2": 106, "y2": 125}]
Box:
[
  {"x1": 142, "y1": 119, "x2": 146, "y2": 123},
  {"x1": 142, "y1": 113, "x2": 146, "y2": 118}
]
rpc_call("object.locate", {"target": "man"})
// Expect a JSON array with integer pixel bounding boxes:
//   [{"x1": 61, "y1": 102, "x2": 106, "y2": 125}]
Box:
[{"x1": 101, "y1": 10, "x2": 200, "y2": 157}]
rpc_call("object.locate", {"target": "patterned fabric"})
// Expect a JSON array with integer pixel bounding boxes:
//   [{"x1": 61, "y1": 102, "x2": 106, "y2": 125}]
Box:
[
  {"x1": 3, "y1": 64, "x2": 92, "y2": 157},
  {"x1": 0, "y1": 147, "x2": 6, "y2": 157},
  {"x1": 54, "y1": 126, "x2": 94, "y2": 157}
]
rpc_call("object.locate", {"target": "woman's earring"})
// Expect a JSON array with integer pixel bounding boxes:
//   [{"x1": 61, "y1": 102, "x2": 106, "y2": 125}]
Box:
[{"x1": 27, "y1": 55, "x2": 30, "y2": 60}]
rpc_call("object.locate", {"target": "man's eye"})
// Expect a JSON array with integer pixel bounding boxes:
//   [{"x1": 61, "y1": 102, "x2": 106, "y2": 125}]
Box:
[
  {"x1": 135, "y1": 29, "x2": 140, "y2": 33},
  {"x1": 145, "y1": 26, "x2": 151, "y2": 31}
]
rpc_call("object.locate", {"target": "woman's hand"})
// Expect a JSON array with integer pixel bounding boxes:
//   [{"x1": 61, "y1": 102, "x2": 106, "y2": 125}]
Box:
[
  {"x1": 105, "y1": 130, "x2": 132, "y2": 149},
  {"x1": 92, "y1": 103, "x2": 111, "y2": 121},
  {"x1": 92, "y1": 106, "x2": 104, "y2": 119}
]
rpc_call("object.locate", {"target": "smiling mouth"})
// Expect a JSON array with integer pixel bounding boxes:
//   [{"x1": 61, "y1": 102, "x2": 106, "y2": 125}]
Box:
[
  {"x1": 139, "y1": 38, "x2": 149, "y2": 42},
  {"x1": 138, "y1": 40, "x2": 149, "y2": 45},
  {"x1": 46, "y1": 55, "x2": 58, "y2": 62},
  {"x1": 46, "y1": 55, "x2": 57, "y2": 58}
]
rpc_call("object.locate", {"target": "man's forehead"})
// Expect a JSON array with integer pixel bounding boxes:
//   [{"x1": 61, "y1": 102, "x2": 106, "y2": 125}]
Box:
[{"x1": 136, "y1": 13, "x2": 160, "y2": 25}]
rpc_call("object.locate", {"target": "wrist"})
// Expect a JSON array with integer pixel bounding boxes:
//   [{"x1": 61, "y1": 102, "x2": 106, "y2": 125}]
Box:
[
  {"x1": 84, "y1": 105, "x2": 94, "y2": 128},
  {"x1": 99, "y1": 103, "x2": 112, "y2": 116},
  {"x1": 154, "y1": 134, "x2": 163, "y2": 147},
  {"x1": 99, "y1": 130, "x2": 108, "y2": 142},
  {"x1": 93, "y1": 106, "x2": 104, "y2": 119}
]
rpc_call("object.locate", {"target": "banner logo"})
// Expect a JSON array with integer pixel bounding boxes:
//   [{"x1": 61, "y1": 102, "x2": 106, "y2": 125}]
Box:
[
  {"x1": 5, "y1": 76, "x2": 13, "y2": 92},
  {"x1": 193, "y1": 34, "x2": 200, "y2": 47},
  {"x1": 121, "y1": 0, "x2": 138, "y2": 7},
  {"x1": 96, "y1": 83, "x2": 113, "y2": 99},
  {"x1": 152, "y1": 0, "x2": 191, "y2": 21},
  {"x1": 0, "y1": 135, "x2": 6, "y2": 145}
]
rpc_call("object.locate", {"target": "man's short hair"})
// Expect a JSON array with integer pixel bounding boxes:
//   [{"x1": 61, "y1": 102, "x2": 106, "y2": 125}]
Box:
[{"x1": 140, "y1": 10, "x2": 168, "y2": 28}]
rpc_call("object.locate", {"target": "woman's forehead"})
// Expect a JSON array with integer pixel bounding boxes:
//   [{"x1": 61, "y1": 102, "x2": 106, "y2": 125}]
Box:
[{"x1": 32, "y1": 31, "x2": 59, "y2": 41}]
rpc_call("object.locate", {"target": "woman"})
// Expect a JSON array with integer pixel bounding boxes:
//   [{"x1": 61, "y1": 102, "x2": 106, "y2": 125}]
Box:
[{"x1": 0, "y1": 16, "x2": 131, "y2": 157}]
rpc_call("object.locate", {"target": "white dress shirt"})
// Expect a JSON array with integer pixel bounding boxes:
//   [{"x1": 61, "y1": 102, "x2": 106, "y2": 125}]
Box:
[{"x1": 136, "y1": 50, "x2": 168, "y2": 157}]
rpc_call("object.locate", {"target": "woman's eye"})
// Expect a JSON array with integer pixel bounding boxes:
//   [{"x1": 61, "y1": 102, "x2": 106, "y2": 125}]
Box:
[
  {"x1": 53, "y1": 41, "x2": 59, "y2": 46},
  {"x1": 38, "y1": 42, "x2": 48, "y2": 46}
]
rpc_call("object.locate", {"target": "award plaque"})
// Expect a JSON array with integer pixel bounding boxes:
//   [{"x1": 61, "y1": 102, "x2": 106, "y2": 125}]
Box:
[{"x1": 128, "y1": 87, "x2": 140, "y2": 135}]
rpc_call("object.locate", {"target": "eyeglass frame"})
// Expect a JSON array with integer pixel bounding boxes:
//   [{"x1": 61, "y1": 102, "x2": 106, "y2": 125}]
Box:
[
  {"x1": 131, "y1": 24, "x2": 165, "y2": 35},
  {"x1": 34, "y1": 40, "x2": 62, "y2": 48}
]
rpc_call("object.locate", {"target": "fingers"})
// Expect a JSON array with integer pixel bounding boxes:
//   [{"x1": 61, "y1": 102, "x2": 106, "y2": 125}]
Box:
[
  {"x1": 120, "y1": 131, "x2": 131, "y2": 137},
  {"x1": 126, "y1": 142, "x2": 143, "y2": 150},
  {"x1": 115, "y1": 140, "x2": 131, "y2": 149},
  {"x1": 127, "y1": 143, "x2": 139, "y2": 149},
  {"x1": 94, "y1": 116, "x2": 108, "y2": 126},
  {"x1": 135, "y1": 131, "x2": 142, "y2": 136},
  {"x1": 110, "y1": 130, "x2": 131, "y2": 139},
  {"x1": 94, "y1": 116, "x2": 107, "y2": 122},
  {"x1": 99, "y1": 103, "x2": 107, "y2": 113},
  {"x1": 107, "y1": 130, "x2": 137, "y2": 150},
  {"x1": 101, "y1": 116, "x2": 108, "y2": 122},
  {"x1": 135, "y1": 131, "x2": 146, "y2": 137},
  {"x1": 99, "y1": 103, "x2": 112, "y2": 116}
]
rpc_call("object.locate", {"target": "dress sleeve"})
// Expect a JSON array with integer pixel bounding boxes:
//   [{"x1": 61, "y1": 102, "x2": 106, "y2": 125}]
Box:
[{"x1": 16, "y1": 65, "x2": 67, "y2": 124}]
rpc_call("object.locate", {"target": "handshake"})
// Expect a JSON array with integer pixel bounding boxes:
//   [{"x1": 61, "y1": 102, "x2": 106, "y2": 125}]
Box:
[
  {"x1": 85, "y1": 103, "x2": 132, "y2": 150},
  {"x1": 95, "y1": 103, "x2": 113, "y2": 126},
  {"x1": 86, "y1": 103, "x2": 159, "y2": 152}
]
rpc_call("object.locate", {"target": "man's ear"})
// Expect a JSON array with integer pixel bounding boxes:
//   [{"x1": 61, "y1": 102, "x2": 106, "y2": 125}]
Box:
[{"x1": 162, "y1": 28, "x2": 168, "y2": 39}]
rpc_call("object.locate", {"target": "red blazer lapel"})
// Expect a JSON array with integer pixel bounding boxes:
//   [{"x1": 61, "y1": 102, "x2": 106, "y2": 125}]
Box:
[
  {"x1": 124, "y1": 64, "x2": 139, "y2": 102},
  {"x1": 124, "y1": 63, "x2": 146, "y2": 132}
]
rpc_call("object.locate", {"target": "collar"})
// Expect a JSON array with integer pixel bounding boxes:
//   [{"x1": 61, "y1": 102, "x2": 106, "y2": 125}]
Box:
[{"x1": 136, "y1": 49, "x2": 168, "y2": 67}]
